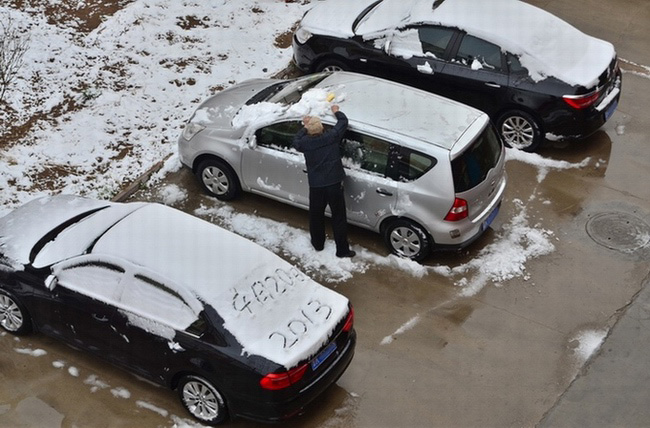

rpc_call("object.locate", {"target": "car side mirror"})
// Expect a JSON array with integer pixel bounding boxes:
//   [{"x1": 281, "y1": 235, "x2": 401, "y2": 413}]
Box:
[
  {"x1": 45, "y1": 274, "x2": 58, "y2": 291},
  {"x1": 248, "y1": 134, "x2": 257, "y2": 149}
]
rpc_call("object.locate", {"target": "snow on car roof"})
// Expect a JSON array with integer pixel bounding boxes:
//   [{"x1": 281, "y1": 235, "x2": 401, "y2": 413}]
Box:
[
  {"x1": 93, "y1": 203, "x2": 349, "y2": 369},
  {"x1": 353, "y1": 0, "x2": 615, "y2": 88},
  {"x1": 0, "y1": 195, "x2": 110, "y2": 267},
  {"x1": 319, "y1": 72, "x2": 487, "y2": 150},
  {"x1": 232, "y1": 72, "x2": 487, "y2": 151},
  {"x1": 299, "y1": 0, "x2": 378, "y2": 38}
]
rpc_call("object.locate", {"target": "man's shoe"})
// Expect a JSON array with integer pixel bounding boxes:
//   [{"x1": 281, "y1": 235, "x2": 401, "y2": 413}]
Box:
[
  {"x1": 313, "y1": 244, "x2": 324, "y2": 251},
  {"x1": 336, "y1": 250, "x2": 356, "y2": 258}
]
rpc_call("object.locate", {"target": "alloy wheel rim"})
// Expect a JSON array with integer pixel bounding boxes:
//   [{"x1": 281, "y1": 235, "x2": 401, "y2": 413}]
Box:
[
  {"x1": 202, "y1": 167, "x2": 229, "y2": 195},
  {"x1": 390, "y1": 227, "x2": 421, "y2": 257},
  {"x1": 182, "y1": 380, "x2": 222, "y2": 421},
  {"x1": 502, "y1": 116, "x2": 534, "y2": 150},
  {"x1": 322, "y1": 65, "x2": 343, "y2": 72},
  {"x1": 0, "y1": 295, "x2": 23, "y2": 332}
]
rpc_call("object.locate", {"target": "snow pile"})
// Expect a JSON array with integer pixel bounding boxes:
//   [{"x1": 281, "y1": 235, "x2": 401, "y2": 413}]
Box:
[
  {"x1": 434, "y1": 198, "x2": 555, "y2": 297},
  {"x1": 14, "y1": 347, "x2": 47, "y2": 357},
  {"x1": 232, "y1": 87, "x2": 335, "y2": 129},
  {"x1": 572, "y1": 329, "x2": 607, "y2": 363},
  {"x1": 506, "y1": 148, "x2": 591, "y2": 182}
]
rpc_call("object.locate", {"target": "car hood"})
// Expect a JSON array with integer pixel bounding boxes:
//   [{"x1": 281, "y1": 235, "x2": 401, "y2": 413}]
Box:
[
  {"x1": 93, "y1": 204, "x2": 350, "y2": 370},
  {"x1": 299, "y1": 0, "x2": 378, "y2": 38},
  {"x1": 188, "y1": 78, "x2": 277, "y2": 129},
  {"x1": 0, "y1": 195, "x2": 110, "y2": 268}
]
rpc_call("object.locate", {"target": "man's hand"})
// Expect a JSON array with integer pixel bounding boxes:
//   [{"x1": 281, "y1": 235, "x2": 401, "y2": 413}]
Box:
[{"x1": 331, "y1": 105, "x2": 340, "y2": 113}]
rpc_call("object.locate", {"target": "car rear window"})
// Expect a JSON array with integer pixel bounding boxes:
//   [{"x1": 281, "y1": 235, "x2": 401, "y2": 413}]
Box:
[{"x1": 451, "y1": 125, "x2": 502, "y2": 192}]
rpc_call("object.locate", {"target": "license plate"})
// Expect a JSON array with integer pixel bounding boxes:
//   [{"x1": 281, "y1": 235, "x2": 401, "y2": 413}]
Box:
[
  {"x1": 311, "y1": 342, "x2": 337, "y2": 371},
  {"x1": 482, "y1": 205, "x2": 500, "y2": 232},
  {"x1": 604, "y1": 98, "x2": 618, "y2": 121}
]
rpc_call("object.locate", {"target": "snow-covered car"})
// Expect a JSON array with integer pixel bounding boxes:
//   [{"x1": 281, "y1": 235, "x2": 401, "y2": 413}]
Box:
[
  {"x1": 178, "y1": 71, "x2": 506, "y2": 261},
  {"x1": 0, "y1": 195, "x2": 355, "y2": 425},
  {"x1": 292, "y1": 0, "x2": 622, "y2": 152}
]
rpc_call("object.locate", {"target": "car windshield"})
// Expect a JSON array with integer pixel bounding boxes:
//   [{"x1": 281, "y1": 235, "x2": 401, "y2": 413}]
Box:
[
  {"x1": 247, "y1": 73, "x2": 329, "y2": 106},
  {"x1": 451, "y1": 125, "x2": 502, "y2": 193}
]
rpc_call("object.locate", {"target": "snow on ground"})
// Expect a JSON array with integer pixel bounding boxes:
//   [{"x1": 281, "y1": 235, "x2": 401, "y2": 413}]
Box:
[
  {"x1": 571, "y1": 329, "x2": 607, "y2": 364},
  {"x1": 0, "y1": 0, "x2": 310, "y2": 213}
]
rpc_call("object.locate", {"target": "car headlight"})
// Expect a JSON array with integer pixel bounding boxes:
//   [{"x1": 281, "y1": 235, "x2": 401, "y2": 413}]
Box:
[
  {"x1": 294, "y1": 27, "x2": 312, "y2": 45},
  {"x1": 182, "y1": 122, "x2": 206, "y2": 141}
]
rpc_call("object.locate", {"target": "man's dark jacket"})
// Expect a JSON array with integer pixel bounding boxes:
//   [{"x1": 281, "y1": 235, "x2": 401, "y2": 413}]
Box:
[{"x1": 292, "y1": 111, "x2": 348, "y2": 188}]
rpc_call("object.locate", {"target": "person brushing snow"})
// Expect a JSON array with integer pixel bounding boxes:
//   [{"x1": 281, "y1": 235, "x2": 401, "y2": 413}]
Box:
[{"x1": 293, "y1": 104, "x2": 355, "y2": 258}]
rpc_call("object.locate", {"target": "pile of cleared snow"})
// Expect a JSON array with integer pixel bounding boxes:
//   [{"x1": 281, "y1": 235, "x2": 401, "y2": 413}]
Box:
[{"x1": 435, "y1": 198, "x2": 555, "y2": 297}]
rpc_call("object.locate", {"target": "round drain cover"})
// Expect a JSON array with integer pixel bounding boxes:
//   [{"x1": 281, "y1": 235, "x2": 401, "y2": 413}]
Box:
[{"x1": 586, "y1": 212, "x2": 650, "y2": 253}]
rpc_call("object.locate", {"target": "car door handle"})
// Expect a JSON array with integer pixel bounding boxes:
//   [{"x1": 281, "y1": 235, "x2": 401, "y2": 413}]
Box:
[
  {"x1": 376, "y1": 188, "x2": 393, "y2": 196},
  {"x1": 485, "y1": 82, "x2": 501, "y2": 88},
  {"x1": 92, "y1": 314, "x2": 109, "y2": 322}
]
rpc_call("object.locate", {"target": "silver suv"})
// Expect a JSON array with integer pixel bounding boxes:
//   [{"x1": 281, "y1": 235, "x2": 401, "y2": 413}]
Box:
[{"x1": 178, "y1": 72, "x2": 507, "y2": 261}]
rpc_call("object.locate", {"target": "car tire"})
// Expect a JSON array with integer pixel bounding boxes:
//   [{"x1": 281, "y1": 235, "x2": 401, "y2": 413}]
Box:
[
  {"x1": 196, "y1": 158, "x2": 241, "y2": 201},
  {"x1": 383, "y1": 219, "x2": 432, "y2": 261},
  {"x1": 178, "y1": 375, "x2": 228, "y2": 425},
  {"x1": 497, "y1": 110, "x2": 542, "y2": 152},
  {"x1": 0, "y1": 289, "x2": 32, "y2": 335},
  {"x1": 315, "y1": 59, "x2": 348, "y2": 73}
]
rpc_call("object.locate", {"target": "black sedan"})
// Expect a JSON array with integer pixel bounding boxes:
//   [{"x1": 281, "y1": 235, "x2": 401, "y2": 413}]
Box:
[
  {"x1": 0, "y1": 195, "x2": 355, "y2": 425},
  {"x1": 292, "y1": 0, "x2": 621, "y2": 152}
]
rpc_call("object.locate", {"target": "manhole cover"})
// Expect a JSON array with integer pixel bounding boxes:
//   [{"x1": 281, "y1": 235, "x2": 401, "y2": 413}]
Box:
[{"x1": 586, "y1": 212, "x2": 650, "y2": 253}]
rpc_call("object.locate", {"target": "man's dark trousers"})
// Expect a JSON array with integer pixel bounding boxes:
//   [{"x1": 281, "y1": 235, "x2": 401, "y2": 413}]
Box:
[{"x1": 309, "y1": 182, "x2": 350, "y2": 256}]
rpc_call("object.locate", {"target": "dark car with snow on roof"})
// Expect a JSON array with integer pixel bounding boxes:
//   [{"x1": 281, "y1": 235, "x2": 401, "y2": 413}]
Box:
[
  {"x1": 292, "y1": 0, "x2": 622, "y2": 152},
  {"x1": 0, "y1": 195, "x2": 355, "y2": 425}
]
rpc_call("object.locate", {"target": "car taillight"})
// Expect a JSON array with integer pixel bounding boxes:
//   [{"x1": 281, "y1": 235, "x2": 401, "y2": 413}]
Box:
[
  {"x1": 444, "y1": 198, "x2": 468, "y2": 221},
  {"x1": 342, "y1": 307, "x2": 354, "y2": 332},
  {"x1": 260, "y1": 364, "x2": 308, "y2": 390},
  {"x1": 563, "y1": 90, "x2": 600, "y2": 110}
]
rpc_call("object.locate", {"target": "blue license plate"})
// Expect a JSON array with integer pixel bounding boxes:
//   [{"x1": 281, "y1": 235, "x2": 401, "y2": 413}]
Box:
[
  {"x1": 604, "y1": 98, "x2": 618, "y2": 121},
  {"x1": 482, "y1": 205, "x2": 500, "y2": 232},
  {"x1": 311, "y1": 342, "x2": 337, "y2": 371}
]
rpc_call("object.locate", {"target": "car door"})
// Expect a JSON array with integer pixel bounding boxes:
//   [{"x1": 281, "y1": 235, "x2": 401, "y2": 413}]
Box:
[
  {"x1": 434, "y1": 33, "x2": 509, "y2": 117},
  {"x1": 241, "y1": 120, "x2": 309, "y2": 208},
  {"x1": 107, "y1": 272, "x2": 199, "y2": 382},
  {"x1": 340, "y1": 130, "x2": 398, "y2": 229},
  {"x1": 51, "y1": 259, "x2": 126, "y2": 354},
  {"x1": 371, "y1": 25, "x2": 456, "y2": 94}
]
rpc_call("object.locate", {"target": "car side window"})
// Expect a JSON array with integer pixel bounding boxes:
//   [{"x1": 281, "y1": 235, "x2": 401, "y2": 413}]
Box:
[
  {"x1": 396, "y1": 147, "x2": 437, "y2": 181},
  {"x1": 454, "y1": 35, "x2": 503, "y2": 71},
  {"x1": 255, "y1": 121, "x2": 303, "y2": 152},
  {"x1": 341, "y1": 131, "x2": 392, "y2": 176},
  {"x1": 417, "y1": 26, "x2": 454, "y2": 58},
  {"x1": 507, "y1": 53, "x2": 529, "y2": 75},
  {"x1": 119, "y1": 274, "x2": 197, "y2": 328},
  {"x1": 57, "y1": 261, "x2": 125, "y2": 303}
]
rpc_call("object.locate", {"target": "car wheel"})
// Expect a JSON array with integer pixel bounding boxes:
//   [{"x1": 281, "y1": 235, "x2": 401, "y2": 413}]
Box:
[
  {"x1": 0, "y1": 289, "x2": 32, "y2": 335},
  {"x1": 497, "y1": 110, "x2": 542, "y2": 152},
  {"x1": 178, "y1": 375, "x2": 228, "y2": 425},
  {"x1": 316, "y1": 59, "x2": 348, "y2": 72},
  {"x1": 196, "y1": 158, "x2": 241, "y2": 201},
  {"x1": 383, "y1": 219, "x2": 431, "y2": 261}
]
